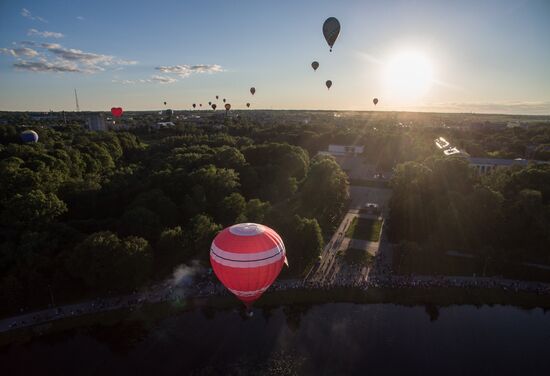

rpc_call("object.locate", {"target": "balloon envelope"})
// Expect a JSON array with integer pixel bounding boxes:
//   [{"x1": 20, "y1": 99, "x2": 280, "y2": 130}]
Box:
[
  {"x1": 212, "y1": 104, "x2": 217, "y2": 110},
  {"x1": 192, "y1": 103, "x2": 196, "y2": 108},
  {"x1": 223, "y1": 98, "x2": 226, "y2": 103},
  {"x1": 373, "y1": 98, "x2": 379, "y2": 105},
  {"x1": 209, "y1": 101, "x2": 212, "y2": 105},
  {"x1": 111, "y1": 107, "x2": 123, "y2": 117},
  {"x1": 216, "y1": 95, "x2": 219, "y2": 99},
  {"x1": 164, "y1": 101, "x2": 167, "y2": 105},
  {"x1": 210, "y1": 223, "x2": 287, "y2": 306},
  {"x1": 20, "y1": 130, "x2": 38, "y2": 143},
  {"x1": 225, "y1": 103, "x2": 231, "y2": 111},
  {"x1": 250, "y1": 87, "x2": 256, "y2": 95},
  {"x1": 246, "y1": 103, "x2": 250, "y2": 108},
  {"x1": 311, "y1": 61, "x2": 319, "y2": 71},
  {"x1": 326, "y1": 80, "x2": 332, "y2": 89},
  {"x1": 323, "y1": 17, "x2": 340, "y2": 51}
]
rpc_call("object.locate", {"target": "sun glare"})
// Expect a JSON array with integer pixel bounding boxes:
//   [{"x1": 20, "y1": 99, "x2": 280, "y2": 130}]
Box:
[{"x1": 383, "y1": 50, "x2": 434, "y2": 101}]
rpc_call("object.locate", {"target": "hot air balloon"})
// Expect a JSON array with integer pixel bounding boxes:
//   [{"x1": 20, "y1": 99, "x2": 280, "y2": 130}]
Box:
[
  {"x1": 225, "y1": 103, "x2": 231, "y2": 111},
  {"x1": 223, "y1": 98, "x2": 226, "y2": 103},
  {"x1": 323, "y1": 17, "x2": 340, "y2": 52},
  {"x1": 20, "y1": 130, "x2": 39, "y2": 143},
  {"x1": 326, "y1": 80, "x2": 332, "y2": 89},
  {"x1": 246, "y1": 103, "x2": 251, "y2": 108},
  {"x1": 192, "y1": 103, "x2": 196, "y2": 108},
  {"x1": 250, "y1": 87, "x2": 256, "y2": 95},
  {"x1": 216, "y1": 95, "x2": 219, "y2": 100},
  {"x1": 212, "y1": 104, "x2": 217, "y2": 110},
  {"x1": 311, "y1": 61, "x2": 319, "y2": 71},
  {"x1": 210, "y1": 223, "x2": 287, "y2": 309},
  {"x1": 200, "y1": 103, "x2": 203, "y2": 107},
  {"x1": 209, "y1": 101, "x2": 212, "y2": 106},
  {"x1": 111, "y1": 107, "x2": 123, "y2": 118},
  {"x1": 373, "y1": 98, "x2": 379, "y2": 105},
  {"x1": 164, "y1": 101, "x2": 167, "y2": 106}
]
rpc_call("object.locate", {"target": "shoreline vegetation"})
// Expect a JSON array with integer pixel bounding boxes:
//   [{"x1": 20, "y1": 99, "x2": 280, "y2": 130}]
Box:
[{"x1": 2, "y1": 275, "x2": 549, "y2": 345}]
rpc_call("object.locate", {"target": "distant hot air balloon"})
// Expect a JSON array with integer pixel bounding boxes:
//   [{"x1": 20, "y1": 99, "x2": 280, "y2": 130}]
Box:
[
  {"x1": 246, "y1": 103, "x2": 251, "y2": 108},
  {"x1": 250, "y1": 87, "x2": 256, "y2": 95},
  {"x1": 216, "y1": 95, "x2": 219, "y2": 100},
  {"x1": 225, "y1": 103, "x2": 231, "y2": 111},
  {"x1": 311, "y1": 61, "x2": 319, "y2": 71},
  {"x1": 212, "y1": 104, "x2": 217, "y2": 110},
  {"x1": 164, "y1": 101, "x2": 167, "y2": 106},
  {"x1": 209, "y1": 101, "x2": 212, "y2": 106},
  {"x1": 223, "y1": 98, "x2": 226, "y2": 103},
  {"x1": 373, "y1": 98, "x2": 379, "y2": 105},
  {"x1": 111, "y1": 107, "x2": 123, "y2": 117},
  {"x1": 326, "y1": 80, "x2": 332, "y2": 89},
  {"x1": 200, "y1": 103, "x2": 203, "y2": 107},
  {"x1": 192, "y1": 103, "x2": 196, "y2": 108},
  {"x1": 20, "y1": 130, "x2": 39, "y2": 143},
  {"x1": 210, "y1": 223, "x2": 287, "y2": 309},
  {"x1": 323, "y1": 17, "x2": 340, "y2": 52}
]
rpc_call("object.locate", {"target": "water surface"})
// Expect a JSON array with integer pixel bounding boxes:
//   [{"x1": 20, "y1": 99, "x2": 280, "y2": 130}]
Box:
[{"x1": 2, "y1": 303, "x2": 550, "y2": 375}]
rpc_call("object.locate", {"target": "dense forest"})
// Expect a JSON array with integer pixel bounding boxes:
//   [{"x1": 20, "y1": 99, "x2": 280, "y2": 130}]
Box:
[
  {"x1": 389, "y1": 157, "x2": 550, "y2": 276},
  {"x1": 0, "y1": 116, "x2": 365, "y2": 314},
  {"x1": 2, "y1": 110, "x2": 550, "y2": 314}
]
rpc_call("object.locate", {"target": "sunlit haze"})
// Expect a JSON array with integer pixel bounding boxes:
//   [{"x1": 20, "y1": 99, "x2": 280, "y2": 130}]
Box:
[
  {"x1": 1, "y1": 0, "x2": 549, "y2": 114},
  {"x1": 382, "y1": 50, "x2": 434, "y2": 103}
]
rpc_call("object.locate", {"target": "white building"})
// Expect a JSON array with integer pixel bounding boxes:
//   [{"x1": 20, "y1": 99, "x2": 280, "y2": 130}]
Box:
[{"x1": 468, "y1": 157, "x2": 529, "y2": 174}]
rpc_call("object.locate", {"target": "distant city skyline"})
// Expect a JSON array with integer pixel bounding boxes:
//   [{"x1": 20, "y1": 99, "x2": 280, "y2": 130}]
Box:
[{"x1": 1, "y1": 0, "x2": 549, "y2": 114}]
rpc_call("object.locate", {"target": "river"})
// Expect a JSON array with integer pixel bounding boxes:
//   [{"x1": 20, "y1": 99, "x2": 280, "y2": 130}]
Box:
[{"x1": 2, "y1": 302, "x2": 550, "y2": 375}]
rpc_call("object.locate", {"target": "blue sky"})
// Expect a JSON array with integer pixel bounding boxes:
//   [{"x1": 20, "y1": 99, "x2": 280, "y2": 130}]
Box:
[{"x1": 1, "y1": 0, "x2": 549, "y2": 114}]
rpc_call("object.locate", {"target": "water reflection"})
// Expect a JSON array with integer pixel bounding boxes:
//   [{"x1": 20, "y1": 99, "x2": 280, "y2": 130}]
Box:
[{"x1": 1, "y1": 303, "x2": 549, "y2": 375}]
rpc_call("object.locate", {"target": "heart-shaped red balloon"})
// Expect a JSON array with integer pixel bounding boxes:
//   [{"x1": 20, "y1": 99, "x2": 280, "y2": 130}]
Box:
[{"x1": 111, "y1": 107, "x2": 123, "y2": 117}]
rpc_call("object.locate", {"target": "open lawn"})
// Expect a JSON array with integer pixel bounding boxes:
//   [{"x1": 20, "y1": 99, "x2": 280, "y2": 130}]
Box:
[{"x1": 345, "y1": 217, "x2": 382, "y2": 242}]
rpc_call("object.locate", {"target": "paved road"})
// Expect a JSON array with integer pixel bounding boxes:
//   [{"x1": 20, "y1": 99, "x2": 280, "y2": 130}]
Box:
[{"x1": 305, "y1": 184, "x2": 393, "y2": 284}]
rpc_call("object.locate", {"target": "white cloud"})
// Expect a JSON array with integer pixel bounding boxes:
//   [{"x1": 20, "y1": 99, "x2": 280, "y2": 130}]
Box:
[
  {"x1": 2, "y1": 41, "x2": 137, "y2": 74},
  {"x1": 155, "y1": 64, "x2": 223, "y2": 78},
  {"x1": 19, "y1": 41, "x2": 37, "y2": 47},
  {"x1": 112, "y1": 79, "x2": 140, "y2": 84},
  {"x1": 40, "y1": 43, "x2": 137, "y2": 72},
  {"x1": 112, "y1": 75, "x2": 178, "y2": 85},
  {"x1": 76, "y1": 16, "x2": 84, "y2": 21},
  {"x1": 150, "y1": 75, "x2": 178, "y2": 84},
  {"x1": 14, "y1": 59, "x2": 82, "y2": 73},
  {"x1": 0, "y1": 47, "x2": 39, "y2": 58},
  {"x1": 21, "y1": 8, "x2": 47, "y2": 23},
  {"x1": 28, "y1": 29, "x2": 64, "y2": 38}
]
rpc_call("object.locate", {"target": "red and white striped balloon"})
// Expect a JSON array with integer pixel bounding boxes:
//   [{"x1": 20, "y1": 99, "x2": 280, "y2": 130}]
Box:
[{"x1": 210, "y1": 223, "x2": 287, "y2": 307}]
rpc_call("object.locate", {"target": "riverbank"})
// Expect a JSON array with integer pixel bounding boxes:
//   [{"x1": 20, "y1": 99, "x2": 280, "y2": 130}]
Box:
[{"x1": 2, "y1": 275, "x2": 549, "y2": 346}]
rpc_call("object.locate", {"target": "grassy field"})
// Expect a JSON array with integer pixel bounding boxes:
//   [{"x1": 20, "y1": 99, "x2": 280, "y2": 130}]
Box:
[{"x1": 345, "y1": 217, "x2": 382, "y2": 241}]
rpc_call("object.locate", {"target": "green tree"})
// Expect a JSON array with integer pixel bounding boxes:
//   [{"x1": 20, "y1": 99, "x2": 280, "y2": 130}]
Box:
[
  {"x1": 118, "y1": 206, "x2": 162, "y2": 241},
  {"x1": 299, "y1": 156, "x2": 349, "y2": 232},
  {"x1": 155, "y1": 226, "x2": 189, "y2": 273}
]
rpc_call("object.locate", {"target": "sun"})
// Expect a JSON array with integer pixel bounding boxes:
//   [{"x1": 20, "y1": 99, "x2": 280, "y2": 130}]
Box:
[{"x1": 383, "y1": 50, "x2": 434, "y2": 101}]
